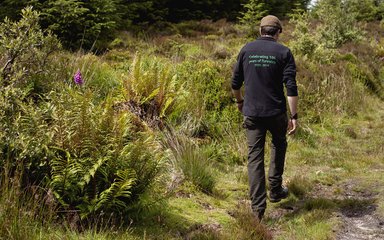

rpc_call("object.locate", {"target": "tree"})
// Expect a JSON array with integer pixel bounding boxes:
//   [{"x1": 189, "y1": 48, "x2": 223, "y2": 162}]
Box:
[
  {"x1": 238, "y1": 0, "x2": 267, "y2": 38},
  {"x1": 0, "y1": 0, "x2": 30, "y2": 21},
  {"x1": 39, "y1": 0, "x2": 119, "y2": 50},
  {"x1": 239, "y1": 0, "x2": 310, "y2": 19}
]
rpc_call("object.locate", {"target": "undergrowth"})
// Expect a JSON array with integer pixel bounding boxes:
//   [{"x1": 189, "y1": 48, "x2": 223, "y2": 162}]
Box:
[{"x1": 0, "y1": 2, "x2": 384, "y2": 239}]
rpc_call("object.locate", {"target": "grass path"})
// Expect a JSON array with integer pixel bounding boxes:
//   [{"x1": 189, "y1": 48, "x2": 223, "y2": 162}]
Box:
[
  {"x1": 266, "y1": 100, "x2": 384, "y2": 239},
  {"x1": 142, "y1": 101, "x2": 384, "y2": 240}
]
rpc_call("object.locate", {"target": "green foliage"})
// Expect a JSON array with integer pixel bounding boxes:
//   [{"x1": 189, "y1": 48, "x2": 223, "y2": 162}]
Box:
[
  {"x1": 1, "y1": 2, "x2": 384, "y2": 238},
  {"x1": 0, "y1": 0, "x2": 31, "y2": 21},
  {"x1": 122, "y1": 54, "x2": 184, "y2": 126},
  {"x1": 47, "y1": 90, "x2": 162, "y2": 218},
  {"x1": 0, "y1": 0, "x2": 313, "y2": 51},
  {"x1": 0, "y1": 11, "x2": 164, "y2": 218},
  {"x1": 289, "y1": 11, "x2": 338, "y2": 63},
  {"x1": 238, "y1": 0, "x2": 267, "y2": 38},
  {"x1": 0, "y1": 7, "x2": 60, "y2": 86},
  {"x1": 255, "y1": 0, "x2": 310, "y2": 18},
  {"x1": 289, "y1": 11, "x2": 317, "y2": 57},
  {"x1": 0, "y1": 8, "x2": 59, "y2": 187},
  {"x1": 313, "y1": 0, "x2": 361, "y2": 49},
  {"x1": 177, "y1": 60, "x2": 231, "y2": 114},
  {"x1": 226, "y1": 202, "x2": 272, "y2": 240},
  {"x1": 345, "y1": 0, "x2": 384, "y2": 21},
  {"x1": 347, "y1": 62, "x2": 384, "y2": 98},
  {"x1": 38, "y1": 0, "x2": 119, "y2": 50},
  {"x1": 288, "y1": 2, "x2": 384, "y2": 121},
  {"x1": 287, "y1": 175, "x2": 312, "y2": 198},
  {"x1": 165, "y1": 131, "x2": 216, "y2": 194},
  {"x1": 0, "y1": 176, "x2": 57, "y2": 239},
  {"x1": 178, "y1": 145, "x2": 216, "y2": 194},
  {"x1": 95, "y1": 169, "x2": 136, "y2": 211}
]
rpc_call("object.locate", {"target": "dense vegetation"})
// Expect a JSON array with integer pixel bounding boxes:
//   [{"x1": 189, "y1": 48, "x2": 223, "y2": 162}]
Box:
[
  {"x1": 0, "y1": 0, "x2": 383, "y2": 239},
  {"x1": 0, "y1": 0, "x2": 313, "y2": 49}
]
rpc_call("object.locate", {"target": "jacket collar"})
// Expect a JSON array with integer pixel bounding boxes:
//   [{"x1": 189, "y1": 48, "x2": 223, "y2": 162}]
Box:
[{"x1": 257, "y1": 36, "x2": 277, "y2": 42}]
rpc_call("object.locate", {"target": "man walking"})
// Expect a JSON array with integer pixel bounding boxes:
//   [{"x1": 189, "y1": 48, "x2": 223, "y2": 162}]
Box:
[{"x1": 231, "y1": 15, "x2": 298, "y2": 221}]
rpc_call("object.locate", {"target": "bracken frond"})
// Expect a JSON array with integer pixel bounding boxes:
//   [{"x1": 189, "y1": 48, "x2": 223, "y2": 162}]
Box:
[{"x1": 95, "y1": 169, "x2": 137, "y2": 211}]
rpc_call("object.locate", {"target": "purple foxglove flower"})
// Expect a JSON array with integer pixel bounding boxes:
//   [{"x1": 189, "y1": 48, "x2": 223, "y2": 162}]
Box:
[{"x1": 74, "y1": 70, "x2": 83, "y2": 85}]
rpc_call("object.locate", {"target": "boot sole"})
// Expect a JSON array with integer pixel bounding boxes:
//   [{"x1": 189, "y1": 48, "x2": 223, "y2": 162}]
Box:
[{"x1": 269, "y1": 195, "x2": 288, "y2": 203}]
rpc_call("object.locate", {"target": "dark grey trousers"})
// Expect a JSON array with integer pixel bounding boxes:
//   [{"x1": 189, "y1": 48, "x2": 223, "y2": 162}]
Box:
[{"x1": 243, "y1": 113, "x2": 288, "y2": 213}]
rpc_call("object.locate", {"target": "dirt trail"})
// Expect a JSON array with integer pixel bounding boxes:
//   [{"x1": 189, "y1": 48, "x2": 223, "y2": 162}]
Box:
[
  {"x1": 338, "y1": 207, "x2": 384, "y2": 240},
  {"x1": 337, "y1": 109, "x2": 384, "y2": 240}
]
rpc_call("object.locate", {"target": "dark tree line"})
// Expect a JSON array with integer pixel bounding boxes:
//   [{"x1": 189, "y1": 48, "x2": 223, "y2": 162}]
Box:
[{"x1": 0, "y1": 0, "x2": 311, "y2": 49}]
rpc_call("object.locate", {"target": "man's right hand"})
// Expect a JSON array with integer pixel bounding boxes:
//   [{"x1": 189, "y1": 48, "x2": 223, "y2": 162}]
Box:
[{"x1": 288, "y1": 119, "x2": 298, "y2": 135}]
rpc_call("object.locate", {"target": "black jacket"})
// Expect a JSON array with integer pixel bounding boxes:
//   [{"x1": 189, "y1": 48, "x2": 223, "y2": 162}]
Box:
[{"x1": 232, "y1": 36, "x2": 298, "y2": 117}]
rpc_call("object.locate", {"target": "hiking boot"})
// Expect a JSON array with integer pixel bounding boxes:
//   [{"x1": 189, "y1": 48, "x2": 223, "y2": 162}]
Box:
[{"x1": 269, "y1": 186, "x2": 289, "y2": 203}]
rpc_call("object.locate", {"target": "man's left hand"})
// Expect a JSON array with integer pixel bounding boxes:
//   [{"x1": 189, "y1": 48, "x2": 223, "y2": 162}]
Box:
[{"x1": 288, "y1": 119, "x2": 298, "y2": 135}]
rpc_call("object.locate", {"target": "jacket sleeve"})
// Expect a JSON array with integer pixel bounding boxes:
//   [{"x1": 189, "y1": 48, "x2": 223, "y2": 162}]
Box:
[
  {"x1": 231, "y1": 50, "x2": 245, "y2": 90},
  {"x1": 283, "y1": 50, "x2": 298, "y2": 96}
]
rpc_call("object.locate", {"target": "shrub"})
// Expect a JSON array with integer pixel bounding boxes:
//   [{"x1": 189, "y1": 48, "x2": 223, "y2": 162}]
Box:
[
  {"x1": 226, "y1": 202, "x2": 273, "y2": 240},
  {"x1": 0, "y1": 7, "x2": 59, "y2": 186},
  {"x1": 177, "y1": 59, "x2": 232, "y2": 114},
  {"x1": 312, "y1": 0, "x2": 362, "y2": 48},
  {"x1": 0, "y1": 17, "x2": 164, "y2": 218},
  {"x1": 0, "y1": 7, "x2": 60, "y2": 88}
]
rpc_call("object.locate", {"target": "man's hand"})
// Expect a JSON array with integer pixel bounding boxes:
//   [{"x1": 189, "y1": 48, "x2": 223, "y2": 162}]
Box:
[
  {"x1": 288, "y1": 119, "x2": 298, "y2": 135},
  {"x1": 287, "y1": 96, "x2": 298, "y2": 135},
  {"x1": 232, "y1": 89, "x2": 244, "y2": 113}
]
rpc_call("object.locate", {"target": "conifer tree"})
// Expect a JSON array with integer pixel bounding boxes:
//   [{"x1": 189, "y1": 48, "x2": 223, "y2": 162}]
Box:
[{"x1": 239, "y1": 0, "x2": 267, "y2": 38}]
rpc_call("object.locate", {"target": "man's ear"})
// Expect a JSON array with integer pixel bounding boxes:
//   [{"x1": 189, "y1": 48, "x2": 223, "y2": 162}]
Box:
[{"x1": 275, "y1": 31, "x2": 280, "y2": 40}]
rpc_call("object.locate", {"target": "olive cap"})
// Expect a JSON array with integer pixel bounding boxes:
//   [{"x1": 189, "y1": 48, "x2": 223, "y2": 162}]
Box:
[{"x1": 260, "y1": 15, "x2": 282, "y2": 32}]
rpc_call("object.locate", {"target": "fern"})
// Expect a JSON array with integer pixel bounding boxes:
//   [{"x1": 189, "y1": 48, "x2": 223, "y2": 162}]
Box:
[
  {"x1": 49, "y1": 147, "x2": 82, "y2": 206},
  {"x1": 78, "y1": 157, "x2": 108, "y2": 189},
  {"x1": 96, "y1": 169, "x2": 136, "y2": 211},
  {"x1": 122, "y1": 53, "x2": 183, "y2": 125}
]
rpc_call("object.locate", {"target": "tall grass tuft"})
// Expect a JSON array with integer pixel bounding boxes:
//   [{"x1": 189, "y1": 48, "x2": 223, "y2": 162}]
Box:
[
  {"x1": 226, "y1": 201, "x2": 273, "y2": 240},
  {"x1": 163, "y1": 130, "x2": 216, "y2": 194},
  {"x1": 0, "y1": 164, "x2": 57, "y2": 239},
  {"x1": 287, "y1": 175, "x2": 313, "y2": 199}
]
